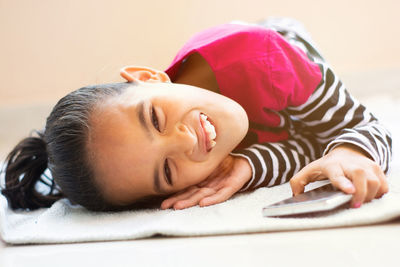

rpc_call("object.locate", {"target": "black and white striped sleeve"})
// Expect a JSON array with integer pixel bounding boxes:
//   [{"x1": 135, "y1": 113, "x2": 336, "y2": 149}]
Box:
[
  {"x1": 287, "y1": 62, "x2": 393, "y2": 173},
  {"x1": 231, "y1": 132, "x2": 322, "y2": 192},
  {"x1": 232, "y1": 59, "x2": 392, "y2": 193}
]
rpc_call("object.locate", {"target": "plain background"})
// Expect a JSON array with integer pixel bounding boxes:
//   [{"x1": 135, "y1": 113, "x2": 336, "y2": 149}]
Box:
[{"x1": 1, "y1": 0, "x2": 400, "y2": 106}]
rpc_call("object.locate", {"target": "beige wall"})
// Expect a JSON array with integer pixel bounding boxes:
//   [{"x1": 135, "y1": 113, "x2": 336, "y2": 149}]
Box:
[{"x1": 0, "y1": 0, "x2": 399, "y2": 106}]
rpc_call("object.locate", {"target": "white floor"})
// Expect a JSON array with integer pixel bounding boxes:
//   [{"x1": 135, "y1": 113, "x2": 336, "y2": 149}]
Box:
[{"x1": 1, "y1": 218, "x2": 399, "y2": 267}]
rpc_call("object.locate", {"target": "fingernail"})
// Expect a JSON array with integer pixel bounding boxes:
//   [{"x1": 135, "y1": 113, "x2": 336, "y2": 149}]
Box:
[
  {"x1": 352, "y1": 202, "x2": 362, "y2": 208},
  {"x1": 343, "y1": 181, "x2": 355, "y2": 192}
]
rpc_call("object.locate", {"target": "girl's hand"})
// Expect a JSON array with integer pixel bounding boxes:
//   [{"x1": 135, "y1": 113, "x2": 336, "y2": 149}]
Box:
[
  {"x1": 160, "y1": 155, "x2": 252, "y2": 210},
  {"x1": 290, "y1": 144, "x2": 389, "y2": 208}
]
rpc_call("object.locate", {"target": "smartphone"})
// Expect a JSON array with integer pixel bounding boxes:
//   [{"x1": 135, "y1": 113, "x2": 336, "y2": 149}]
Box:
[{"x1": 262, "y1": 183, "x2": 353, "y2": 217}]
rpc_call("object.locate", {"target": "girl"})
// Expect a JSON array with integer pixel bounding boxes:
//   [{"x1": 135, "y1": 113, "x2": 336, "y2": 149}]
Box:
[{"x1": 1, "y1": 18, "x2": 392, "y2": 212}]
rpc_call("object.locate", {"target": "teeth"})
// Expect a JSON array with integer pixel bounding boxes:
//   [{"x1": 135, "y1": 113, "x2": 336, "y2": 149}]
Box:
[
  {"x1": 210, "y1": 140, "x2": 216, "y2": 148},
  {"x1": 200, "y1": 114, "x2": 217, "y2": 141},
  {"x1": 204, "y1": 121, "x2": 216, "y2": 139}
]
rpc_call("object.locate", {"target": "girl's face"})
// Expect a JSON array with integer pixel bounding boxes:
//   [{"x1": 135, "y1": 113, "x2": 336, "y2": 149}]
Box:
[{"x1": 88, "y1": 68, "x2": 248, "y2": 206}]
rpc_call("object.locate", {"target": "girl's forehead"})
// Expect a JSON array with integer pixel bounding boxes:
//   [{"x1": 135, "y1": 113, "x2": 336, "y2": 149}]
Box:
[
  {"x1": 93, "y1": 86, "x2": 141, "y2": 111},
  {"x1": 112, "y1": 83, "x2": 163, "y2": 102},
  {"x1": 88, "y1": 98, "x2": 157, "y2": 204}
]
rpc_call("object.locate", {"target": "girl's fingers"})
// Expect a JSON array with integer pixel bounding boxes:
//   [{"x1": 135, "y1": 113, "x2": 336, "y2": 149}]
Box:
[
  {"x1": 290, "y1": 161, "x2": 356, "y2": 196},
  {"x1": 375, "y1": 166, "x2": 389, "y2": 198},
  {"x1": 323, "y1": 164, "x2": 355, "y2": 194},
  {"x1": 365, "y1": 180, "x2": 380, "y2": 203},
  {"x1": 364, "y1": 174, "x2": 381, "y2": 203},
  {"x1": 173, "y1": 187, "x2": 217, "y2": 210},
  {"x1": 290, "y1": 163, "x2": 317, "y2": 196},
  {"x1": 350, "y1": 171, "x2": 368, "y2": 207},
  {"x1": 290, "y1": 161, "x2": 327, "y2": 196},
  {"x1": 197, "y1": 176, "x2": 222, "y2": 188},
  {"x1": 290, "y1": 146, "x2": 389, "y2": 208},
  {"x1": 199, "y1": 186, "x2": 236, "y2": 207},
  {"x1": 160, "y1": 186, "x2": 199, "y2": 209}
]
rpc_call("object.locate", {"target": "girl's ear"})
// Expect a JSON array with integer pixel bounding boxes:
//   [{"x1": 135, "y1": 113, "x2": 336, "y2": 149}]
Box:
[{"x1": 120, "y1": 66, "x2": 171, "y2": 83}]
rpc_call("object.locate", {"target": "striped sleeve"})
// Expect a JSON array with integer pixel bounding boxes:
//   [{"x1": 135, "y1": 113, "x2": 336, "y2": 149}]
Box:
[
  {"x1": 286, "y1": 62, "x2": 393, "y2": 174},
  {"x1": 232, "y1": 31, "x2": 392, "y2": 192},
  {"x1": 231, "y1": 132, "x2": 322, "y2": 192}
]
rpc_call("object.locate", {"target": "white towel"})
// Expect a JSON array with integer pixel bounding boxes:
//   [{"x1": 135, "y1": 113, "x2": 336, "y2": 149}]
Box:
[{"x1": 0, "y1": 95, "x2": 399, "y2": 245}]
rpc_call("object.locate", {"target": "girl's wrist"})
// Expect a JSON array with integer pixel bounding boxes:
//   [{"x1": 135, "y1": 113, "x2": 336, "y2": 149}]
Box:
[
  {"x1": 330, "y1": 143, "x2": 372, "y2": 160},
  {"x1": 233, "y1": 156, "x2": 253, "y2": 183}
]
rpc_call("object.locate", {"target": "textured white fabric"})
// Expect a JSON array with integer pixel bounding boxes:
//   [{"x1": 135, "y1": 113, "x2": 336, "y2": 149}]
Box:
[
  {"x1": 0, "y1": 96, "x2": 399, "y2": 244},
  {"x1": 1, "y1": 173, "x2": 399, "y2": 244}
]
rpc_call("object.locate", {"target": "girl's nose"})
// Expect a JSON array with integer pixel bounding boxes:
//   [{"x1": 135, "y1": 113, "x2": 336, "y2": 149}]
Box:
[{"x1": 168, "y1": 122, "x2": 197, "y2": 157}]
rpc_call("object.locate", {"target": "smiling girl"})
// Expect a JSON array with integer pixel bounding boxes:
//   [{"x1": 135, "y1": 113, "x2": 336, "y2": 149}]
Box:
[{"x1": 2, "y1": 18, "x2": 392, "y2": 212}]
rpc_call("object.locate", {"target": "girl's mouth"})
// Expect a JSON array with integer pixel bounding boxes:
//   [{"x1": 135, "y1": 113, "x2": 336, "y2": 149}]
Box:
[{"x1": 200, "y1": 113, "x2": 217, "y2": 152}]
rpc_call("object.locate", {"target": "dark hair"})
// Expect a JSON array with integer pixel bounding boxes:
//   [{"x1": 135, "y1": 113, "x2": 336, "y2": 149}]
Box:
[{"x1": 1, "y1": 82, "x2": 165, "y2": 212}]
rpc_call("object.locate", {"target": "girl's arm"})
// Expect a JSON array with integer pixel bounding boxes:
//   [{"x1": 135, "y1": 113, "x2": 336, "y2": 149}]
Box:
[
  {"x1": 236, "y1": 61, "x2": 392, "y2": 191},
  {"x1": 233, "y1": 54, "x2": 392, "y2": 207}
]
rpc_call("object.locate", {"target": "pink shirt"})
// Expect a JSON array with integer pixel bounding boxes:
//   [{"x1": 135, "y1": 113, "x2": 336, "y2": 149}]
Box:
[{"x1": 165, "y1": 23, "x2": 322, "y2": 145}]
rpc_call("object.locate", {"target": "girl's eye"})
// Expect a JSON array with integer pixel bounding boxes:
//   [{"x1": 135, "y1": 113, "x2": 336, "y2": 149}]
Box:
[
  {"x1": 164, "y1": 159, "x2": 172, "y2": 185},
  {"x1": 151, "y1": 106, "x2": 160, "y2": 132}
]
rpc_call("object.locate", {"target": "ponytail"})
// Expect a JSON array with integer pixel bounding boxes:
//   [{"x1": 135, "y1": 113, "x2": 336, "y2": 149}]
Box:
[
  {"x1": 1, "y1": 82, "x2": 154, "y2": 212},
  {"x1": 1, "y1": 130, "x2": 63, "y2": 210}
]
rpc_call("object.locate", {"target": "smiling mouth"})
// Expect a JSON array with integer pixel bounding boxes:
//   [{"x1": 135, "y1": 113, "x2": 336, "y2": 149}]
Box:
[{"x1": 200, "y1": 113, "x2": 217, "y2": 152}]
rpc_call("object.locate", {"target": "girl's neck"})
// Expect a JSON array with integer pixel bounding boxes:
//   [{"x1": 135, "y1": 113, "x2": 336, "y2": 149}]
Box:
[{"x1": 172, "y1": 52, "x2": 220, "y2": 94}]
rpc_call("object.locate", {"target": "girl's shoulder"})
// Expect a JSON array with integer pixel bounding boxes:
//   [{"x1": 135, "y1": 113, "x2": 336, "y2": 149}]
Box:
[
  {"x1": 185, "y1": 23, "x2": 276, "y2": 50},
  {"x1": 165, "y1": 23, "x2": 277, "y2": 78}
]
